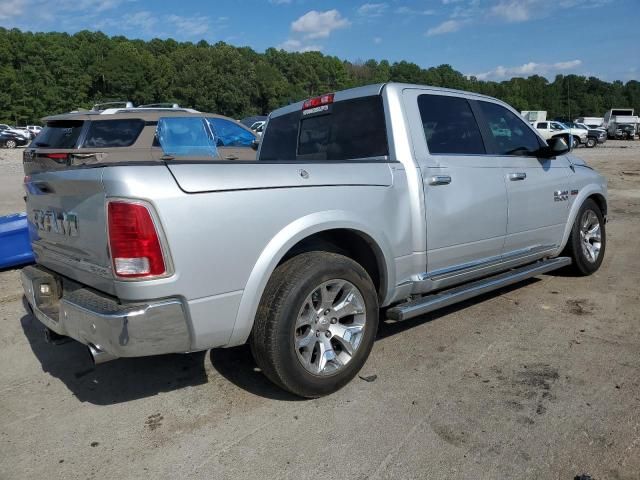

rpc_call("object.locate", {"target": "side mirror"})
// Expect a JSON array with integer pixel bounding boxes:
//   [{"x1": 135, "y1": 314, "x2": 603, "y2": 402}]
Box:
[
  {"x1": 250, "y1": 139, "x2": 260, "y2": 151},
  {"x1": 538, "y1": 136, "x2": 570, "y2": 158}
]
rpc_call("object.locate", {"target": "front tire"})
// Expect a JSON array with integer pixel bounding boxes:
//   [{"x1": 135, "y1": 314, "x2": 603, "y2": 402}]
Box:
[
  {"x1": 5, "y1": 139, "x2": 16, "y2": 149},
  {"x1": 562, "y1": 199, "x2": 606, "y2": 275},
  {"x1": 586, "y1": 137, "x2": 597, "y2": 148},
  {"x1": 250, "y1": 251, "x2": 379, "y2": 398},
  {"x1": 572, "y1": 136, "x2": 581, "y2": 148}
]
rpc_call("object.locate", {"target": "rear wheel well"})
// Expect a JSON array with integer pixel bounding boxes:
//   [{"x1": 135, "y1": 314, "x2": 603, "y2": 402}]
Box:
[{"x1": 280, "y1": 229, "x2": 386, "y2": 302}]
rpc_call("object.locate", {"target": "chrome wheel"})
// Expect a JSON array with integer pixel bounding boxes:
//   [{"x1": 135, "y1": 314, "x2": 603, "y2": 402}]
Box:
[
  {"x1": 580, "y1": 210, "x2": 602, "y2": 263},
  {"x1": 294, "y1": 279, "x2": 367, "y2": 376},
  {"x1": 5, "y1": 140, "x2": 16, "y2": 149}
]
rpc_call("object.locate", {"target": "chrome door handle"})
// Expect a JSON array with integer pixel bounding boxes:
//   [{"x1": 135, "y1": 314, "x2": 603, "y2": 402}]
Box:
[
  {"x1": 508, "y1": 172, "x2": 527, "y2": 181},
  {"x1": 224, "y1": 155, "x2": 239, "y2": 160},
  {"x1": 428, "y1": 175, "x2": 452, "y2": 186}
]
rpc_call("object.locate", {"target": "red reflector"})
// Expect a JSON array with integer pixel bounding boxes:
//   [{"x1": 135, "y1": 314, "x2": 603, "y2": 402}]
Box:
[
  {"x1": 44, "y1": 153, "x2": 69, "y2": 160},
  {"x1": 302, "y1": 93, "x2": 334, "y2": 110},
  {"x1": 107, "y1": 201, "x2": 166, "y2": 278}
]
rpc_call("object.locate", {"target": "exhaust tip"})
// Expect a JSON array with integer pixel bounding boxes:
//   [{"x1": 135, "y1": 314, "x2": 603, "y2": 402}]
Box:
[
  {"x1": 87, "y1": 343, "x2": 118, "y2": 366},
  {"x1": 44, "y1": 328, "x2": 72, "y2": 345}
]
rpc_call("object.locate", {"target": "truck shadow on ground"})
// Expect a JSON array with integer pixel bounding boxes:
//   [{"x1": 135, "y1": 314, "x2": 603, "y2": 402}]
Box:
[
  {"x1": 21, "y1": 278, "x2": 540, "y2": 404},
  {"x1": 20, "y1": 304, "x2": 209, "y2": 406},
  {"x1": 208, "y1": 346, "x2": 303, "y2": 402}
]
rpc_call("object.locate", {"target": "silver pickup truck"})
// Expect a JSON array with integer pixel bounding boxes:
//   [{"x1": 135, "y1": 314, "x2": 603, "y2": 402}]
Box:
[{"x1": 21, "y1": 83, "x2": 607, "y2": 397}]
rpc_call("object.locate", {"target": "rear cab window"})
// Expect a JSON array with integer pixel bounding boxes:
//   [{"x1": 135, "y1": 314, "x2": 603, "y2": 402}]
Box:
[
  {"x1": 33, "y1": 120, "x2": 84, "y2": 148},
  {"x1": 417, "y1": 94, "x2": 485, "y2": 155},
  {"x1": 259, "y1": 95, "x2": 388, "y2": 161}
]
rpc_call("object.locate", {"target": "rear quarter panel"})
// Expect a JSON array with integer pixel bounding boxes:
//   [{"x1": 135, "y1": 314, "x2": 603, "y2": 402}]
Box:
[{"x1": 102, "y1": 163, "x2": 412, "y2": 349}]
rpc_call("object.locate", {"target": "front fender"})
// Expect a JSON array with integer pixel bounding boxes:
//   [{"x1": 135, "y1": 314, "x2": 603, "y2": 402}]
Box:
[
  {"x1": 555, "y1": 181, "x2": 607, "y2": 255},
  {"x1": 226, "y1": 210, "x2": 395, "y2": 347}
]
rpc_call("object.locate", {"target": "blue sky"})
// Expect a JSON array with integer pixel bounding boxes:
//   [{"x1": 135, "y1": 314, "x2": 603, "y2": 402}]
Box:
[{"x1": 1, "y1": 0, "x2": 638, "y2": 82}]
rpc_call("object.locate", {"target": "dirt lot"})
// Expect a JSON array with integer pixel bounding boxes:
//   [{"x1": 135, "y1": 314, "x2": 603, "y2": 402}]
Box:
[{"x1": 1, "y1": 143, "x2": 639, "y2": 479}]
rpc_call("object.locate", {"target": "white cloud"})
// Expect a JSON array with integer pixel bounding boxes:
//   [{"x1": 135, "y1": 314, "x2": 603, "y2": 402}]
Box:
[
  {"x1": 373, "y1": 36, "x2": 382, "y2": 44},
  {"x1": 276, "y1": 38, "x2": 322, "y2": 52},
  {"x1": 472, "y1": 59, "x2": 583, "y2": 80},
  {"x1": 426, "y1": 19, "x2": 465, "y2": 36},
  {"x1": 291, "y1": 9, "x2": 350, "y2": 39},
  {"x1": 166, "y1": 14, "x2": 210, "y2": 36},
  {"x1": 0, "y1": 0, "x2": 28, "y2": 19},
  {"x1": 490, "y1": 0, "x2": 533, "y2": 22},
  {"x1": 357, "y1": 3, "x2": 388, "y2": 17},
  {"x1": 124, "y1": 11, "x2": 157, "y2": 30},
  {"x1": 395, "y1": 6, "x2": 436, "y2": 15}
]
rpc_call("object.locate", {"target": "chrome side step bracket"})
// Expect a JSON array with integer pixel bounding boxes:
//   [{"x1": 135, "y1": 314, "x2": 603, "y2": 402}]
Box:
[{"x1": 386, "y1": 257, "x2": 571, "y2": 322}]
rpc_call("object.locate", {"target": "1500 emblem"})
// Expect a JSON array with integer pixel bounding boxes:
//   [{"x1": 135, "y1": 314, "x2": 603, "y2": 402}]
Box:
[
  {"x1": 32, "y1": 210, "x2": 78, "y2": 236},
  {"x1": 554, "y1": 190, "x2": 569, "y2": 202}
]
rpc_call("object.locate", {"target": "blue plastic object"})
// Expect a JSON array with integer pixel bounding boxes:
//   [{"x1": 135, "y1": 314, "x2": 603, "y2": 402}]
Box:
[{"x1": 0, "y1": 212, "x2": 35, "y2": 269}]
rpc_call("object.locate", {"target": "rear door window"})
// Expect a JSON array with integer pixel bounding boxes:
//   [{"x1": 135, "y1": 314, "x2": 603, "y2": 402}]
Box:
[
  {"x1": 206, "y1": 118, "x2": 255, "y2": 147},
  {"x1": 259, "y1": 95, "x2": 388, "y2": 161},
  {"x1": 83, "y1": 119, "x2": 144, "y2": 148},
  {"x1": 417, "y1": 94, "x2": 485, "y2": 155},
  {"x1": 477, "y1": 101, "x2": 542, "y2": 155},
  {"x1": 156, "y1": 117, "x2": 218, "y2": 158},
  {"x1": 33, "y1": 120, "x2": 84, "y2": 148}
]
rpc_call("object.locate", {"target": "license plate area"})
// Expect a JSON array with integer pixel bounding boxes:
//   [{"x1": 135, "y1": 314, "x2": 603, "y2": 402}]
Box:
[{"x1": 23, "y1": 266, "x2": 62, "y2": 322}]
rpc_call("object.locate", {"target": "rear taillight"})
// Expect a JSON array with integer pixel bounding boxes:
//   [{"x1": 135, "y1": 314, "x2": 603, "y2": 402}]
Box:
[{"x1": 107, "y1": 201, "x2": 166, "y2": 278}]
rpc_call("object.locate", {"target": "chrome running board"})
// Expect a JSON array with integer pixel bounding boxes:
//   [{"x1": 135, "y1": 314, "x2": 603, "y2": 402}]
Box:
[{"x1": 386, "y1": 257, "x2": 571, "y2": 322}]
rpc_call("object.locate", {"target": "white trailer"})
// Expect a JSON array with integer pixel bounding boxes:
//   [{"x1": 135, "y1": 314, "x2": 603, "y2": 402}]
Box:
[{"x1": 521, "y1": 110, "x2": 547, "y2": 123}]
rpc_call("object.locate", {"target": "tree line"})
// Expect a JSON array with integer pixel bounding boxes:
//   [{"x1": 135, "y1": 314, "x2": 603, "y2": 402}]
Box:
[{"x1": 1, "y1": 27, "x2": 639, "y2": 125}]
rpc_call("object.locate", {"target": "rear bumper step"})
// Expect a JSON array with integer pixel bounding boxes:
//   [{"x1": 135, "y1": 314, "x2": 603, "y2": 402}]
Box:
[
  {"x1": 21, "y1": 265, "x2": 191, "y2": 358},
  {"x1": 387, "y1": 257, "x2": 571, "y2": 321}
]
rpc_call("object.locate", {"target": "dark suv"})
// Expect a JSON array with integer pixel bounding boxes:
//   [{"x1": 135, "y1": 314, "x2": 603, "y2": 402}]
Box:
[{"x1": 24, "y1": 104, "x2": 257, "y2": 174}]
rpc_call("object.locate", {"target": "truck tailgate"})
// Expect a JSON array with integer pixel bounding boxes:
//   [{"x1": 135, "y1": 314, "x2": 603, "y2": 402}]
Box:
[{"x1": 25, "y1": 168, "x2": 114, "y2": 294}]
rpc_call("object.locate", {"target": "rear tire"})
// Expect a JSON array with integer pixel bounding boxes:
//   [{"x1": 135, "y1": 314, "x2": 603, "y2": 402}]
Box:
[
  {"x1": 562, "y1": 199, "x2": 606, "y2": 275},
  {"x1": 5, "y1": 139, "x2": 16, "y2": 149},
  {"x1": 250, "y1": 251, "x2": 379, "y2": 398}
]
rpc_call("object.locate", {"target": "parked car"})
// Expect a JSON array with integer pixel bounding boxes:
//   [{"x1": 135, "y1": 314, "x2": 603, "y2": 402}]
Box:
[
  {"x1": 23, "y1": 103, "x2": 257, "y2": 173},
  {"x1": 250, "y1": 120, "x2": 266, "y2": 131},
  {"x1": 27, "y1": 125, "x2": 42, "y2": 137},
  {"x1": 0, "y1": 124, "x2": 31, "y2": 142},
  {"x1": 565, "y1": 122, "x2": 607, "y2": 148},
  {"x1": 0, "y1": 129, "x2": 30, "y2": 148},
  {"x1": 14, "y1": 127, "x2": 34, "y2": 139},
  {"x1": 240, "y1": 115, "x2": 267, "y2": 129},
  {"x1": 614, "y1": 124, "x2": 636, "y2": 140},
  {"x1": 533, "y1": 121, "x2": 572, "y2": 143},
  {"x1": 21, "y1": 83, "x2": 607, "y2": 398}
]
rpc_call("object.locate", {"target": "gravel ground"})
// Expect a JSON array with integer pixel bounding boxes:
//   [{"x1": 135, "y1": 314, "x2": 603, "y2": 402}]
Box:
[{"x1": 1, "y1": 142, "x2": 639, "y2": 479}]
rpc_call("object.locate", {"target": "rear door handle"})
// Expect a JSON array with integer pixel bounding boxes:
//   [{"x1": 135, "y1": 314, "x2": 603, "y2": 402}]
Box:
[
  {"x1": 508, "y1": 172, "x2": 527, "y2": 181},
  {"x1": 224, "y1": 155, "x2": 239, "y2": 160},
  {"x1": 428, "y1": 175, "x2": 452, "y2": 186}
]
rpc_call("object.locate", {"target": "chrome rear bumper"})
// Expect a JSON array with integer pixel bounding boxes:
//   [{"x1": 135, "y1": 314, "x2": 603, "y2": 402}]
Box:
[{"x1": 21, "y1": 265, "x2": 191, "y2": 358}]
